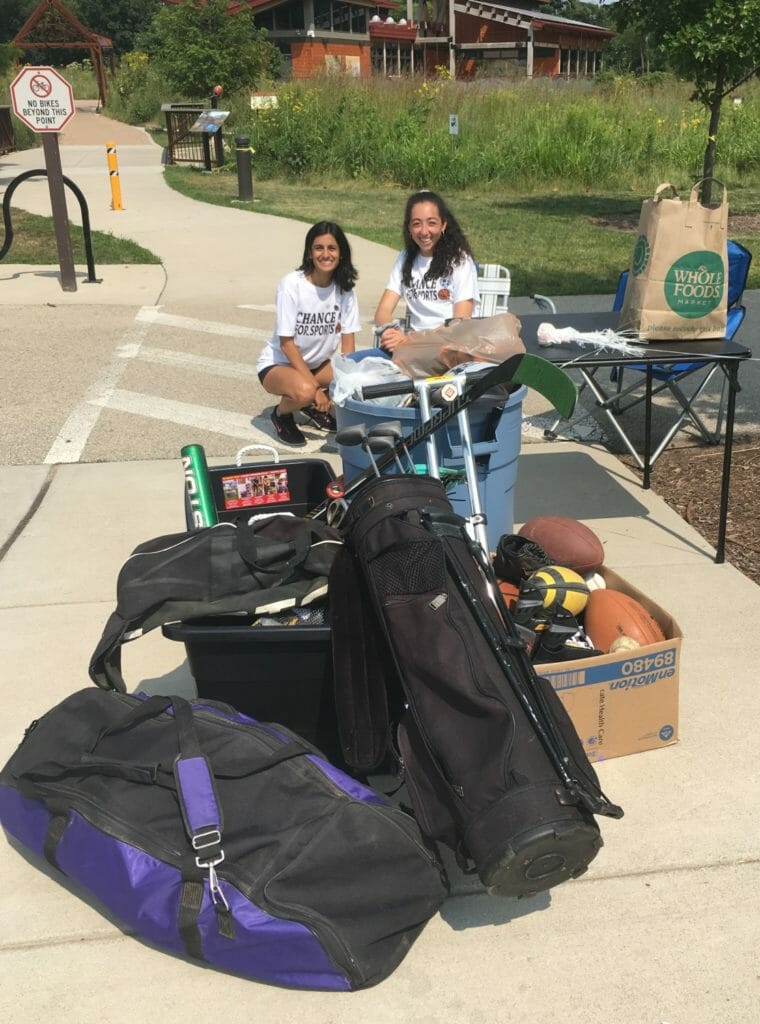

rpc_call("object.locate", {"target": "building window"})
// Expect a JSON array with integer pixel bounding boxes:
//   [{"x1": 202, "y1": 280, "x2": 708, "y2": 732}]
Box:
[
  {"x1": 371, "y1": 42, "x2": 385, "y2": 73},
  {"x1": 371, "y1": 41, "x2": 416, "y2": 76},
  {"x1": 333, "y1": 1, "x2": 351, "y2": 32},
  {"x1": 259, "y1": 2, "x2": 304, "y2": 30},
  {"x1": 313, "y1": 0, "x2": 367, "y2": 33},
  {"x1": 314, "y1": 0, "x2": 332, "y2": 30}
]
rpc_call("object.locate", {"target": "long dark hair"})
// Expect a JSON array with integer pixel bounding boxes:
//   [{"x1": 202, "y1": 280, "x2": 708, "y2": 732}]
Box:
[
  {"x1": 401, "y1": 190, "x2": 474, "y2": 287},
  {"x1": 299, "y1": 221, "x2": 358, "y2": 292}
]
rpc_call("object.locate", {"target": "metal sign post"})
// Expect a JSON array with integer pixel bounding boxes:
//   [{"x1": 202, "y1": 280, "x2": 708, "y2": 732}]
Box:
[{"x1": 10, "y1": 66, "x2": 77, "y2": 292}]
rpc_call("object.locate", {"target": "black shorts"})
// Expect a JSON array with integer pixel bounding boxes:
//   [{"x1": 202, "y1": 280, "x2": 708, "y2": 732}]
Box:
[{"x1": 258, "y1": 359, "x2": 331, "y2": 384}]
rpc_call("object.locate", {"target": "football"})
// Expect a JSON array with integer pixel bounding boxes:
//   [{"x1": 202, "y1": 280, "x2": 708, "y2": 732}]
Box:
[
  {"x1": 584, "y1": 589, "x2": 666, "y2": 653},
  {"x1": 518, "y1": 516, "x2": 604, "y2": 575},
  {"x1": 524, "y1": 565, "x2": 589, "y2": 617}
]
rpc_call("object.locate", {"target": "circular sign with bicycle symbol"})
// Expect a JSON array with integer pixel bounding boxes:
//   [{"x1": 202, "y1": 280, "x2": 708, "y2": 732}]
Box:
[{"x1": 30, "y1": 74, "x2": 53, "y2": 98}]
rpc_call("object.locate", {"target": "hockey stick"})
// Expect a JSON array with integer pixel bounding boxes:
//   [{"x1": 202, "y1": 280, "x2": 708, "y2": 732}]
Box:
[{"x1": 308, "y1": 352, "x2": 576, "y2": 521}]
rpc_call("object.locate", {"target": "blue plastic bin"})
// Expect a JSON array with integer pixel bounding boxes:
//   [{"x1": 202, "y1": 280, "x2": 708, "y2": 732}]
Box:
[{"x1": 335, "y1": 384, "x2": 526, "y2": 552}]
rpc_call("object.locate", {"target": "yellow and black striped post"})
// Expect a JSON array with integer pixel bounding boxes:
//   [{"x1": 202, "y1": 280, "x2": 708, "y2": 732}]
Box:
[{"x1": 105, "y1": 140, "x2": 123, "y2": 211}]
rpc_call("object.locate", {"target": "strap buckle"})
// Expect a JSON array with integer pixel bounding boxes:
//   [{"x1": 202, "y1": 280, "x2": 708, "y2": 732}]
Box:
[
  {"x1": 195, "y1": 849, "x2": 230, "y2": 911},
  {"x1": 192, "y1": 828, "x2": 222, "y2": 851}
]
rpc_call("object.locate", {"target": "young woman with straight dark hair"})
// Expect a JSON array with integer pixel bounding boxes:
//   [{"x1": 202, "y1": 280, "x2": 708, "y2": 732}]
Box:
[{"x1": 257, "y1": 221, "x2": 361, "y2": 446}]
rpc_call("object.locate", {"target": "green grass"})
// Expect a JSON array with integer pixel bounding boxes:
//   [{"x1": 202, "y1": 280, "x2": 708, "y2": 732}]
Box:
[
  {"x1": 3, "y1": 208, "x2": 161, "y2": 265},
  {"x1": 163, "y1": 167, "x2": 760, "y2": 294}
]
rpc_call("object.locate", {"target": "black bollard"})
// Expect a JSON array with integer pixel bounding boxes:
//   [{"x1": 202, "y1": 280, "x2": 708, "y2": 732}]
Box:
[{"x1": 235, "y1": 134, "x2": 253, "y2": 202}]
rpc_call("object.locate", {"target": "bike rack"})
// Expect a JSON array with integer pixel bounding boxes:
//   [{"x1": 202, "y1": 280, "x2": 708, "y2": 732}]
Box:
[{"x1": 1, "y1": 169, "x2": 99, "y2": 283}]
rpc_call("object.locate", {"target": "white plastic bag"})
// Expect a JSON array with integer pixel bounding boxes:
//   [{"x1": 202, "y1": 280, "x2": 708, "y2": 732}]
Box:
[{"x1": 331, "y1": 353, "x2": 411, "y2": 407}]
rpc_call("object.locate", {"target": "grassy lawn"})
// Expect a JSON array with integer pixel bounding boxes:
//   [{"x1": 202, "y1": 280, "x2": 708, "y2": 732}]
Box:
[
  {"x1": 163, "y1": 166, "x2": 760, "y2": 295},
  {"x1": 4, "y1": 208, "x2": 160, "y2": 265}
]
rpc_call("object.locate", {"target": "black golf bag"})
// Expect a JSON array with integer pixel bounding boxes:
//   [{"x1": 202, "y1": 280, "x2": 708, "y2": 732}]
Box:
[{"x1": 330, "y1": 476, "x2": 623, "y2": 898}]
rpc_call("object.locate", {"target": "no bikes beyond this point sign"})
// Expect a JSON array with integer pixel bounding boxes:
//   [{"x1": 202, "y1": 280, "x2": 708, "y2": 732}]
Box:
[{"x1": 10, "y1": 66, "x2": 75, "y2": 133}]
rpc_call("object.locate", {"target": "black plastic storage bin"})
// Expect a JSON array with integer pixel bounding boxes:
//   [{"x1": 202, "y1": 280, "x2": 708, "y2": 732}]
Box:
[
  {"x1": 163, "y1": 616, "x2": 341, "y2": 763},
  {"x1": 173, "y1": 451, "x2": 341, "y2": 761},
  {"x1": 185, "y1": 449, "x2": 336, "y2": 528}
]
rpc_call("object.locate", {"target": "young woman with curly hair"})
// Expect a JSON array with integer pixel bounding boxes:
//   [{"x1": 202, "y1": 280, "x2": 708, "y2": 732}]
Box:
[{"x1": 373, "y1": 191, "x2": 480, "y2": 354}]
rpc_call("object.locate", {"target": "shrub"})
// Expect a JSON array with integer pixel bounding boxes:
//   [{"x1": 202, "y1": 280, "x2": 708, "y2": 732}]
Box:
[
  {"x1": 149, "y1": 0, "x2": 280, "y2": 99},
  {"x1": 105, "y1": 52, "x2": 169, "y2": 125}
]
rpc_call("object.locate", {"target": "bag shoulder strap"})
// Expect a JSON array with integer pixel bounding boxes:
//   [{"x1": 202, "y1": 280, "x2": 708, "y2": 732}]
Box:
[{"x1": 329, "y1": 545, "x2": 393, "y2": 773}]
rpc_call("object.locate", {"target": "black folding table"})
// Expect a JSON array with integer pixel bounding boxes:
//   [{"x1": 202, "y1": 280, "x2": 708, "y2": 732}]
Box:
[{"x1": 517, "y1": 312, "x2": 751, "y2": 564}]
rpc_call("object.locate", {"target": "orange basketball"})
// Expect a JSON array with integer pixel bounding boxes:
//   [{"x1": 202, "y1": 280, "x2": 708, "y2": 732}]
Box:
[{"x1": 584, "y1": 589, "x2": 666, "y2": 653}]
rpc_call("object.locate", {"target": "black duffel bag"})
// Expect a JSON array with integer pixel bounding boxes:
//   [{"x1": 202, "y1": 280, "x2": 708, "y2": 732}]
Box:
[{"x1": 0, "y1": 688, "x2": 447, "y2": 990}]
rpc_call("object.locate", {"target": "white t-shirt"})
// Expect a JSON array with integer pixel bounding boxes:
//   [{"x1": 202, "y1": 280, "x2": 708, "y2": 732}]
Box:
[
  {"x1": 385, "y1": 252, "x2": 480, "y2": 330},
  {"x1": 257, "y1": 270, "x2": 361, "y2": 372}
]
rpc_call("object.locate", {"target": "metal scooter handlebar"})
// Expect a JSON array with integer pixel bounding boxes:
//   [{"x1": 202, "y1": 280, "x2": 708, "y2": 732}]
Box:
[
  {"x1": 359, "y1": 379, "x2": 416, "y2": 400},
  {"x1": 360, "y1": 366, "x2": 491, "y2": 402}
]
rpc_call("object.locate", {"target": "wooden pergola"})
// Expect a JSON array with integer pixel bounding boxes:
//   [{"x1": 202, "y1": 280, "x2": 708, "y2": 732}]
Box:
[{"x1": 13, "y1": 0, "x2": 115, "y2": 107}]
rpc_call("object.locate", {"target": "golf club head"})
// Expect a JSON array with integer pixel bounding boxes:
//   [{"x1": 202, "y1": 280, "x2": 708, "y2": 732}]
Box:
[
  {"x1": 335, "y1": 424, "x2": 367, "y2": 447},
  {"x1": 368, "y1": 420, "x2": 417, "y2": 473},
  {"x1": 366, "y1": 435, "x2": 394, "y2": 455},
  {"x1": 366, "y1": 434, "x2": 406, "y2": 475},
  {"x1": 368, "y1": 420, "x2": 403, "y2": 441}
]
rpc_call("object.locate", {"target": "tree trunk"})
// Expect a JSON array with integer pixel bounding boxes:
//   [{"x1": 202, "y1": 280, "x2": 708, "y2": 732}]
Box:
[{"x1": 701, "y1": 77, "x2": 724, "y2": 207}]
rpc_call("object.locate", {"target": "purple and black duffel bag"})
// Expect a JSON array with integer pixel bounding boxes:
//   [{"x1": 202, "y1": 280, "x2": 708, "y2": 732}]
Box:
[{"x1": 0, "y1": 688, "x2": 447, "y2": 990}]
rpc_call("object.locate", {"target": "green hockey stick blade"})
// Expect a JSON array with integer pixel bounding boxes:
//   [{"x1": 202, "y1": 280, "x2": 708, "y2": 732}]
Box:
[{"x1": 511, "y1": 353, "x2": 577, "y2": 419}]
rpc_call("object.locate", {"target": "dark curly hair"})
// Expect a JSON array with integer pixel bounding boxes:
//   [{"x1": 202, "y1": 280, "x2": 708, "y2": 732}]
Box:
[
  {"x1": 401, "y1": 191, "x2": 474, "y2": 288},
  {"x1": 299, "y1": 221, "x2": 358, "y2": 292}
]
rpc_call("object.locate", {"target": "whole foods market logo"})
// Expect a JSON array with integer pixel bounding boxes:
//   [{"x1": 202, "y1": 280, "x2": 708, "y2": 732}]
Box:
[
  {"x1": 632, "y1": 235, "x2": 650, "y2": 276},
  {"x1": 664, "y1": 251, "x2": 724, "y2": 318}
]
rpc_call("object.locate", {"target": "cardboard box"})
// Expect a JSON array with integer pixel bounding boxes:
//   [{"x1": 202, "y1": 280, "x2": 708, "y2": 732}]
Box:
[{"x1": 540, "y1": 568, "x2": 681, "y2": 762}]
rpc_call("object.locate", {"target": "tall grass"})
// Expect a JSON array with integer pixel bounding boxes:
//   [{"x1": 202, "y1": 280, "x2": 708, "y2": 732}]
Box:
[
  {"x1": 243, "y1": 74, "x2": 760, "y2": 193},
  {"x1": 102, "y1": 53, "x2": 172, "y2": 125}
]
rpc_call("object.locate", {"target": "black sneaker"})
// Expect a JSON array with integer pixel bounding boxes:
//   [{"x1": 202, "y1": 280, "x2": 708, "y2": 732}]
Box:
[
  {"x1": 301, "y1": 405, "x2": 337, "y2": 432},
  {"x1": 270, "y1": 407, "x2": 307, "y2": 447}
]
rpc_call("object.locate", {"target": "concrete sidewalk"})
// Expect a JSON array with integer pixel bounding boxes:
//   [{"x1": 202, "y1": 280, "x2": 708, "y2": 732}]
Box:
[
  {"x1": 1, "y1": 102, "x2": 759, "y2": 1024},
  {"x1": 2, "y1": 449, "x2": 759, "y2": 1024}
]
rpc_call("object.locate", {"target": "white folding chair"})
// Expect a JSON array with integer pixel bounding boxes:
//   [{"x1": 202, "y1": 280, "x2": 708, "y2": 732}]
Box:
[{"x1": 476, "y1": 263, "x2": 511, "y2": 316}]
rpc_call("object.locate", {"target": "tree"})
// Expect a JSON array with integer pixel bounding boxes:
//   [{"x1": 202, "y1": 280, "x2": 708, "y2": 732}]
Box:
[
  {"x1": 613, "y1": 0, "x2": 760, "y2": 202},
  {"x1": 601, "y1": 23, "x2": 669, "y2": 75},
  {"x1": 544, "y1": 2, "x2": 611, "y2": 26},
  {"x1": 149, "y1": 0, "x2": 280, "y2": 99},
  {"x1": 0, "y1": 0, "x2": 37, "y2": 44},
  {"x1": 70, "y1": 0, "x2": 163, "y2": 56},
  {"x1": 0, "y1": 40, "x2": 20, "y2": 73}
]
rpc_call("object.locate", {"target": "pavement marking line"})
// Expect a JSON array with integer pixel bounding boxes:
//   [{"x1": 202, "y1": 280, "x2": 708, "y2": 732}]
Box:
[
  {"x1": 44, "y1": 313, "x2": 153, "y2": 465},
  {"x1": 134, "y1": 346, "x2": 258, "y2": 379},
  {"x1": 88, "y1": 389, "x2": 327, "y2": 453},
  {"x1": 136, "y1": 307, "x2": 269, "y2": 340},
  {"x1": 238, "y1": 303, "x2": 276, "y2": 312}
]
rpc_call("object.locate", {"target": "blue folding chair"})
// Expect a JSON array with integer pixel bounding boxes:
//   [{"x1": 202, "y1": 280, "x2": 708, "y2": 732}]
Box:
[{"x1": 607, "y1": 239, "x2": 752, "y2": 465}]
